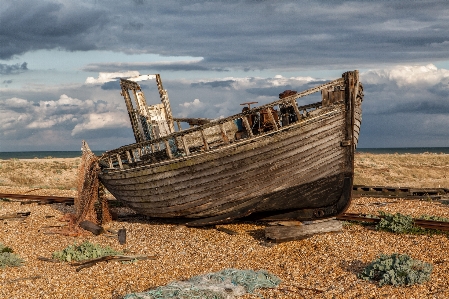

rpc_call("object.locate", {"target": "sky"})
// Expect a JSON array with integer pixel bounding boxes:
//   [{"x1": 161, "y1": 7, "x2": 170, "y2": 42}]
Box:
[{"x1": 1, "y1": 0, "x2": 449, "y2": 151}]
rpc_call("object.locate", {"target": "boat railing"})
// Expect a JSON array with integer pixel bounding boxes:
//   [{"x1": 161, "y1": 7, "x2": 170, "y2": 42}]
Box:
[{"x1": 100, "y1": 77, "x2": 345, "y2": 171}]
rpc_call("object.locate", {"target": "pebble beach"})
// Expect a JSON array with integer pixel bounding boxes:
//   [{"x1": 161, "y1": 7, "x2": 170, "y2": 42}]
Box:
[{"x1": 1, "y1": 153, "x2": 449, "y2": 298}]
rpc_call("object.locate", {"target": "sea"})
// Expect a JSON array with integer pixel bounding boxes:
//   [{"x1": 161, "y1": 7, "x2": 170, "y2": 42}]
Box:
[
  {"x1": 1, "y1": 148, "x2": 449, "y2": 159},
  {"x1": 0, "y1": 151, "x2": 104, "y2": 159}
]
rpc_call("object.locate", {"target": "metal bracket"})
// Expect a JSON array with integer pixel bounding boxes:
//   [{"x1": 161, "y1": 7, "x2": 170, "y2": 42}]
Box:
[{"x1": 340, "y1": 140, "x2": 352, "y2": 146}]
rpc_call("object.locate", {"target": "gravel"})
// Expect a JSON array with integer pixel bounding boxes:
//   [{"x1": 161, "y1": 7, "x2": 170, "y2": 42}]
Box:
[{"x1": 1, "y1": 185, "x2": 449, "y2": 298}]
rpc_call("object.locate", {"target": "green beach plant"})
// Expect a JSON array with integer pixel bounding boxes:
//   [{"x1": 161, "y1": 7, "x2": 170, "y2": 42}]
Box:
[
  {"x1": 376, "y1": 211, "x2": 416, "y2": 234},
  {"x1": 0, "y1": 243, "x2": 24, "y2": 268},
  {"x1": 358, "y1": 253, "x2": 433, "y2": 286},
  {"x1": 52, "y1": 241, "x2": 123, "y2": 262}
]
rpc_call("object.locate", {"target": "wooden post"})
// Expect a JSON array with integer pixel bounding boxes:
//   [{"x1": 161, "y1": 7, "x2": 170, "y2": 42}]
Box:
[
  {"x1": 219, "y1": 123, "x2": 230, "y2": 144},
  {"x1": 164, "y1": 139, "x2": 173, "y2": 159},
  {"x1": 137, "y1": 148, "x2": 142, "y2": 160},
  {"x1": 126, "y1": 151, "x2": 133, "y2": 163},
  {"x1": 242, "y1": 116, "x2": 254, "y2": 137},
  {"x1": 118, "y1": 228, "x2": 126, "y2": 245},
  {"x1": 108, "y1": 156, "x2": 113, "y2": 168},
  {"x1": 116, "y1": 154, "x2": 123, "y2": 170},
  {"x1": 200, "y1": 130, "x2": 210, "y2": 151},
  {"x1": 181, "y1": 135, "x2": 190, "y2": 156},
  {"x1": 121, "y1": 85, "x2": 143, "y2": 143},
  {"x1": 156, "y1": 74, "x2": 175, "y2": 134},
  {"x1": 290, "y1": 99, "x2": 302, "y2": 121},
  {"x1": 266, "y1": 108, "x2": 279, "y2": 131}
]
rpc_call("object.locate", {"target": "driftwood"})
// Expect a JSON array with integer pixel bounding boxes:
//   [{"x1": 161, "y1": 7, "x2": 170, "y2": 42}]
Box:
[
  {"x1": 280, "y1": 284, "x2": 326, "y2": 293},
  {"x1": 0, "y1": 212, "x2": 30, "y2": 221},
  {"x1": 118, "y1": 228, "x2": 126, "y2": 244},
  {"x1": 267, "y1": 221, "x2": 303, "y2": 227},
  {"x1": 71, "y1": 255, "x2": 156, "y2": 272},
  {"x1": 265, "y1": 219, "x2": 342, "y2": 243},
  {"x1": 79, "y1": 220, "x2": 104, "y2": 235},
  {"x1": 38, "y1": 254, "x2": 156, "y2": 271}
]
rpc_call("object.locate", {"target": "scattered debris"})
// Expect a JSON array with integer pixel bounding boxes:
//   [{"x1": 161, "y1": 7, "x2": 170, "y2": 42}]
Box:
[
  {"x1": 79, "y1": 220, "x2": 105, "y2": 235},
  {"x1": 0, "y1": 211, "x2": 30, "y2": 221},
  {"x1": 72, "y1": 254, "x2": 155, "y2": 272},
  {"x1": 118, "y1": 228, "x2": 126, "y2": 244}
]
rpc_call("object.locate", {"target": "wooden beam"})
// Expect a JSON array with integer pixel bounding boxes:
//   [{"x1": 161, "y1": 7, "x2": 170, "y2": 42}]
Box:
[
  {"x1": 242, "y1": 116, "x2": 254, "y2": 137},
  {"x1": 265, "y1": 219, "x2": 342, "y2": 243},
  {"x1": 290, "y1": 99, "x2": 302, "y2": 121},
  {"x1": 266, "y1": 108, "x2": 279, "y2": 131},
  {"x1": 164, "y1": 139, "x2": 173, "y2": 159},
  {"x1": 181, "y1": 135, "x2": 190, "y2": 156},
  {"x1": 116, "y1": 153, "x2": 123, "y2": 170},
  {"x1": 219, "y1": 123, "x2": 230, "y2": 144},
  {"x1": 200, "y1": 130, "x2": 210, "y2": 151}
]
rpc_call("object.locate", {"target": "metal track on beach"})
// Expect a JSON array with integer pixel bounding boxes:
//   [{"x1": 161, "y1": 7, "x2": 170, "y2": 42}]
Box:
[
  {"x1": 337, "y1": 213, "x2": 449, "y2": 231},
  {"x1": 0, "y1": 193, "x2": 75, "y2": 204},
  {"x1": 352, "y1": 185, "x2": 449, "y2": 199}
]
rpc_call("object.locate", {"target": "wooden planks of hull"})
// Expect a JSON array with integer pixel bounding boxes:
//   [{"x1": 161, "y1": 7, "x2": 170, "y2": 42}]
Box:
[
  {"x1": 100, "y1": 107, "x2": 351, "y2": 218},
  {"x1": 98, "y1": 70, "x2": 363, "y2": 222}
]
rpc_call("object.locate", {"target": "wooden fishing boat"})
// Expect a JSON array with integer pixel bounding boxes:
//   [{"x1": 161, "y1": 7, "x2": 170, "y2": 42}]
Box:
[{"x1": 98, "y1": 71, "x2": 363, "y2": 226}]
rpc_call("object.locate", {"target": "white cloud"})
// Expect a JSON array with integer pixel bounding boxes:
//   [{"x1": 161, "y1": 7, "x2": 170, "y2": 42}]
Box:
[
  {"x1": 85, "y1": 71, "x2": 141, "y2": 84},
  {"x1": 27, "y1": 114, "x2": 74, "y2": 129},
  {"x1": 0, "y1": 94, "x2": 129, "y2": 137},
  {"x1": 4, "y1": 97, "x2": 29, "y2": 108},
  {"x1": 362, "y1": 64, "x2": 449, "y2": 87},
  {"x1": 180, "y1": 98, "x2": 202, "y2": 108},
  {"x1": 71, "y1": 112, "x2": 129, "y2": 136}
]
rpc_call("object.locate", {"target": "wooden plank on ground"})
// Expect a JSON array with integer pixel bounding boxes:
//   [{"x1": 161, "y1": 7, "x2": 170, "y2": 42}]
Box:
[
  {"x1": 265, "y1": 219, "x2": 342, "y2": 243},
  {"x1": 79, "y1": 220, "x2": 104, "y2": 235}
]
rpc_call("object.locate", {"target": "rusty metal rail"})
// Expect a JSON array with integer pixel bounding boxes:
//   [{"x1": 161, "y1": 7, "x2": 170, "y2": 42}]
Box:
[
  {"x1": 0, "y1": 192, "x2": 121, "y2": 206},
  {"x1": 352, "y1": 185, "x2": 449, "y2": 199},
  {"x1": 0, "y1": 193, "x2": 75, "y2": 204},
  {"x1": 337, "y1": 213, "x2": 449, "y2": 231}
]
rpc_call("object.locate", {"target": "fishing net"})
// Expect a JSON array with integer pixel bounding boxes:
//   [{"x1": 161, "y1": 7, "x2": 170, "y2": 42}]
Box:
[
  {"x1": 60, "y1": 141, "x2": 111, "y2": 235},
  {"x1": 123, "y1": 268, "x2": 282, "y2": 299},
  {"x1": 75, "y1": 140, "x2": 112, "y2": 225}
]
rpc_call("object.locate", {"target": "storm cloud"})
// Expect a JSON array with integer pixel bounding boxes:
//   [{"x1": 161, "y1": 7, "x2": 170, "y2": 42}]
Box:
[
  {"x1": 1, "y1": 1, "x2": 449, "y2": 70},
  {"x1": 1, "y1": 1, "x2": 449, "y2": 151}
]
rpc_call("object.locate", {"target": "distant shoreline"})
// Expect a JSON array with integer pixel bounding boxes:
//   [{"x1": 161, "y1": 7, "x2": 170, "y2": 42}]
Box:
[{"x1": 1, "y1": 147, "x2": 449, "y2": 159}]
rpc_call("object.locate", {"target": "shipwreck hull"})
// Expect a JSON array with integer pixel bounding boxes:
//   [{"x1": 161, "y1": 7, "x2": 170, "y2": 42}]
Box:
[{"x1": 99, "y1": 71, "x2": 363, "y2": 225}]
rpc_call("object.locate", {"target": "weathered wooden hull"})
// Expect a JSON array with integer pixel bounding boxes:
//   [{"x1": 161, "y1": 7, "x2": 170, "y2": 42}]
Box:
[{"x1": 99, "y1": 71, "x2": 363, "y2": 225}]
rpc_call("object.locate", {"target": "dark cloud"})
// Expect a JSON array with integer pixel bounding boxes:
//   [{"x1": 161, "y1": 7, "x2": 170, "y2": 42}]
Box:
[
  {"x1": 101, "y1": 81, "x2": 121, "y2": 90},
  {"x1": 245, "y1": 86, "x2": 293, "y2": 97},
  {"x1": 1, "y1": 1, "x2": 449, "y2": 69},
  {"x1": 0, "y1": 62, "x2": 28, "y2": 74},
  {"x1": 0, "y1": 2, "x2": 105, "y2": 59},
  {"x1": 3, "y1": 80, "x2": 13, "y2": 84},
  {"x1": 83, "y1": 62, "x2": 228, "y2": 73},
  {"x1": 190, "y1": 80, "x2": 236, "y2": 89}
]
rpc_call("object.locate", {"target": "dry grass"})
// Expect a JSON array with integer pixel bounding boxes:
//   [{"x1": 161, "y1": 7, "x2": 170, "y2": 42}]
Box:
[
  {"x1": 0, "y1": 158, "x2": 79, "y2": 190},
  {"x1": 354, "y1": 152, "x2": 449, "y2": 188},
  {"x1": 2, "y1": 153, "x2": 448, "y2": 191}
]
